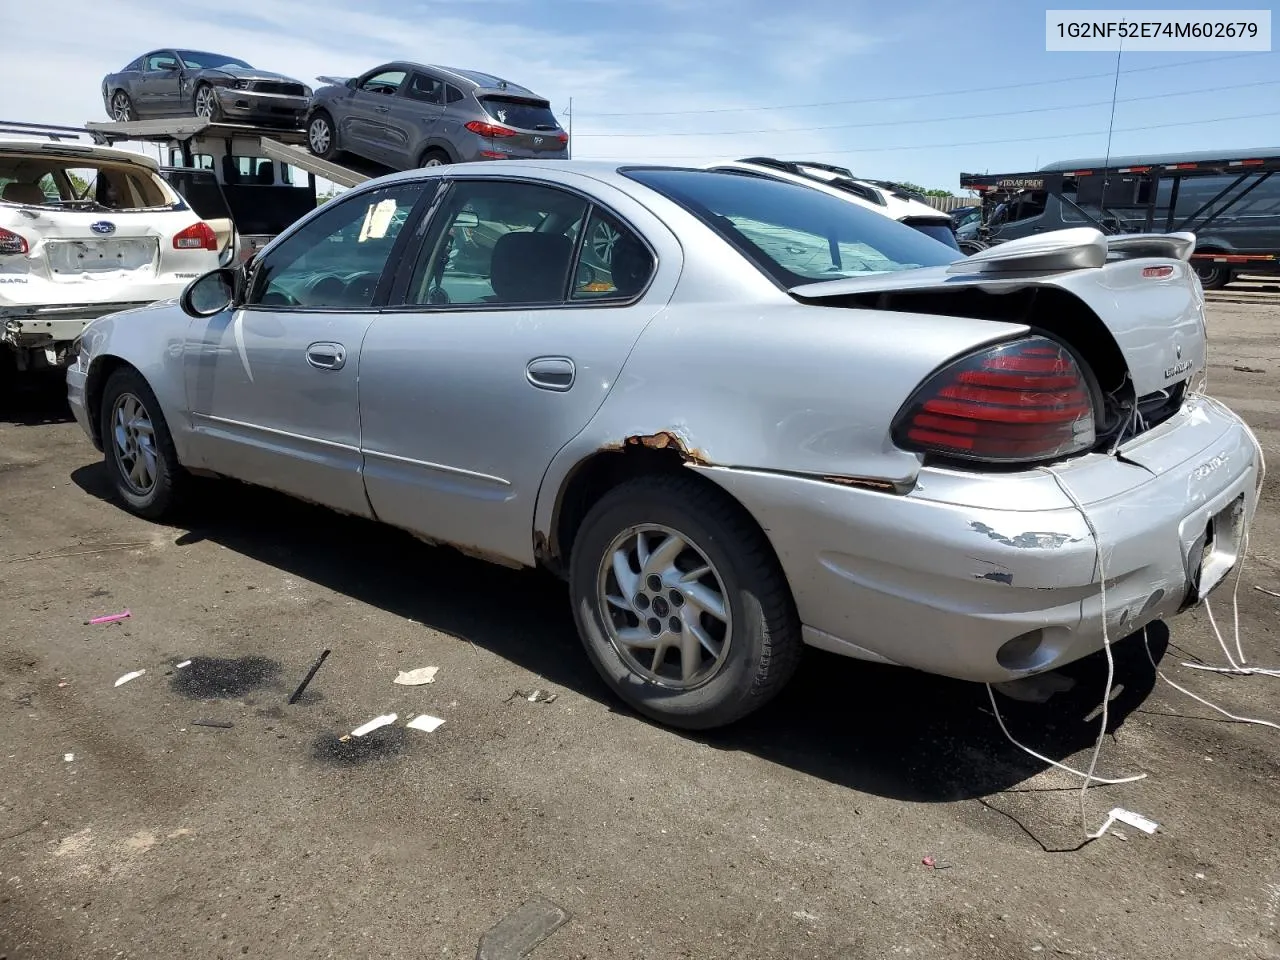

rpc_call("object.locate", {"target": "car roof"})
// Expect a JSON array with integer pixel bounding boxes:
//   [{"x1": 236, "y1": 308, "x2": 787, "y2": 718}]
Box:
[
  {"x1": 0, "y1": 138, "x2": 160, "y2": 170},
  {"x1": 368, "y1": 61, "x2": 543, "y2": 98}
]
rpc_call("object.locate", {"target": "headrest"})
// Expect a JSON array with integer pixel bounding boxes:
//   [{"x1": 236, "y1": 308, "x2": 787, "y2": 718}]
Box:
[{"x1": 490, "y1": 231, "x2": 574, "y2": 303}]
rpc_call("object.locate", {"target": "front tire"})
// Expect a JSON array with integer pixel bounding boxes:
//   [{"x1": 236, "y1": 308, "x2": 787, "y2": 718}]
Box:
[
  {"x1": 307, "y1": 111, "x2": 337, "y2": 160},
  {"x1": 193, "y1": 84, "x2": 222, "y2": 122},
  {"x1": 110, "y1": 90, "x2": 134, "y2": 122},
  {"x1": 99, "y1": 367, "x2": 187, "y2": 521},
  {"x1": 569, "y1": 474, "x2": 802, "y2": 730}
]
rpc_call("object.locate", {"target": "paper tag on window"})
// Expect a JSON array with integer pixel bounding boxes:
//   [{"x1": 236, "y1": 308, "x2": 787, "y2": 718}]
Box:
[{"x1": 358, "y1": 199, "x2": 398, "y2": 242}]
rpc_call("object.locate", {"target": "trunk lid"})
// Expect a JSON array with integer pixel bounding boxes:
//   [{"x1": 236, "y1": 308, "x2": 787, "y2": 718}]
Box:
[
  {"x1": 3, "y1": 208, "x2": 163, "y2": 283},
  {"x1": 789, "y1": 228, "x2": 1207, "y2": 400}
]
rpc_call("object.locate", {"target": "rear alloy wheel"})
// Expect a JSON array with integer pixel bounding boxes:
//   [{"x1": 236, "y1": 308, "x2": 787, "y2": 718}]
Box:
[
  {"x1": 570, "y1": 474, "x2": 802, "y2": 730},
  {"x1": 1194, "y1": 261, "x2": 1231, "y2": 290},
  {"x1": 99, "y1": 367, "x2": 188, "y2": 521},
  {"x1": 110, "y1": 91, "x2": 134, "y2": 122},
  {"x1": 591, "y1": 220, "x2": 620, "y2": 265},
  {"x1": 419, "y1": 148, "x2": 450, "y2": 168},
  {"x1": 193, "y1": 84, "x2": 222, "y2": 121},
  {"x1": 308, "y1": 112, "x2": 336, "y2": 159}
]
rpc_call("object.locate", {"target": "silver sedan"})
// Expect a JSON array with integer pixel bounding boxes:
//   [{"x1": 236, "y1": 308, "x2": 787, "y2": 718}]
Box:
[{"x1": 66, "y1": 161, "x2": 1261, "y2": 730}]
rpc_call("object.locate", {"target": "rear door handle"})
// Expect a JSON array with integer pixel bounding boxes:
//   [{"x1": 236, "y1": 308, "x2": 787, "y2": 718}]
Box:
[
  {"x1": 306, "y1": 342, "x2": 346, "y2": 370},
  {"x1": 526, "y1": 356, "x2": 575, "y2": 392},
  {"x1": 375, "y1": 105, "x2": 389, "y2": 113}
]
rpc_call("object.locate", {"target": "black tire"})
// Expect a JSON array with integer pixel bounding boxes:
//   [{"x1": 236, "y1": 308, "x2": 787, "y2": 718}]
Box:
[
  {"x1": 1194, "y1": 260, "x2": 1231, "y2": 290},
  {"x1": 419, "y1": 147, "x2": 450, "y2": 169},
  {"x1": 193, "y1": 83, "x2": 222, "y2": 122},
  {"x1": 98, "y1": 367, "x2": 188, "y2": 521},
  {"x1": 307, "y1": 111, "x2": 337, "y2": 160},
  {"x1": 109, "y1": 90, "x2": 134, "y2": 122},
  {"x1": 569, "y1": 474, "x2": 802, "y2": 730}
]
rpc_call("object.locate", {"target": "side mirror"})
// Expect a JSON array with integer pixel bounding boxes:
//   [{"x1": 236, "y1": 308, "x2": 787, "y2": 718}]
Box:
[
  {"x1": 180, "y1": 267, "x2": 239, "y2": 318},
  {"x1": 346, "y1": 77, "x2": 358, "y2": 89},
  {"x1": 160, "y1": 62, "x2": 179, "y2": 71}
]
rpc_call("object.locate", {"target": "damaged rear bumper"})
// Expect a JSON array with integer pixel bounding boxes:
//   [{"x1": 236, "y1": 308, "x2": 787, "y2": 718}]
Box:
[{"x1": 697, "y1": 395, "x2": 1261, "y2": 683}]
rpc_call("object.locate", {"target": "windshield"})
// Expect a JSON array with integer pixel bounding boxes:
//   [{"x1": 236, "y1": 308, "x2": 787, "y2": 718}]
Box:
[
  {"x1": 177, "y1": 51, "x2": 253, "y2": 70},
  {"x1": 626, "y1": 168, "x2": 961, "y2": 285}
]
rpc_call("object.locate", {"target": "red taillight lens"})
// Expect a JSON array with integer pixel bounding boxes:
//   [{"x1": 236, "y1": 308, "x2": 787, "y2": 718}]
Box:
[
  {"x1": 465, "y1": 120, "x2": 516, "y2": 138},
  {"x1": 557, "y1": 132, "x2": 569, "y2": 144},
  {"x1": 892, "y1": 336, "x2": 1096, "y2": 464},
  {"x1": 0, "y1": 227, "x2": 29, "y2": 255},
  {"x1": 173, "y1": 221, "x2": 218, "y2": 251}
]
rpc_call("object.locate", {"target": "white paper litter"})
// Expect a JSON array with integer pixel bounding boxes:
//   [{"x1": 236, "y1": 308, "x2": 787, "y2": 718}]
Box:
[
  {"x1": 406, "y1": 714, "x2": 446, "y2": 733},
  {"x1": 1093, "y1": 806, "x2": 1159, "y2": 839},
  {"x1": 175, "y1": 660, "x2": 192, "y2": 669},
  {"x1": 63, "y1": 753, "x2": 74, "y2": 762},
  {"x1": 114, "y1": 669, "x2": 145, "y2": 687},
  {"x1": 393, "y1": 666, "x2": 439, "y2": 686},
  {"x1": 350, "y1": 713, "x2": 398, "y2": 737}
]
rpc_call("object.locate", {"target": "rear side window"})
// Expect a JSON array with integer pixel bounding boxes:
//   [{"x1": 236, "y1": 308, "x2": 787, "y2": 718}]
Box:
[
  {"x1": 479, "y1": 96, "x2": 560, "y2": 130},
  {"x1": 625, "y1": 168, "x2": 959, "y2": 285},
  {"x1": 445, "y1": 85, "x2": 464, "y2": 104}
]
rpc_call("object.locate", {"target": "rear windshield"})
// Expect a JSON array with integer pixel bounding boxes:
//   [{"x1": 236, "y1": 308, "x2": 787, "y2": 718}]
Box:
[
  {"x1": 625, "y1": 168, "x2": 960, "y2": 285},
  {"x1": 901, "y1": 219, "x2": 960, "y2": 250},
  {"x1": 0, "y1": 154, "x2": 179, "y2": 212},
  {"x1": 479, "y1": 96, "x2": 560, "y2": 131}
]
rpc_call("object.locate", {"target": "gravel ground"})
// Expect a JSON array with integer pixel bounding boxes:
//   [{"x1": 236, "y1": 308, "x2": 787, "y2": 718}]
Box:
[{"x1": 2, "y1": 298, "x2": 1279, "y2": 960}]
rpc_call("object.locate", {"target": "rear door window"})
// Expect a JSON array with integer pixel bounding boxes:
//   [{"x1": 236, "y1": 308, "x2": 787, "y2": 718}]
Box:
[
  {"x1": 478, "y1": 97, "x2": 560, "y2": 130},
  {"x1": 404, "y1": 73, "x2": 445, "y2": 104}
]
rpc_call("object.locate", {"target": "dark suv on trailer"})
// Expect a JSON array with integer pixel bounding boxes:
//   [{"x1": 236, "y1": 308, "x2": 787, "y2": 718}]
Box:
[{"x1": 304, "y1": 62, "x2": 569, "y2": 171}]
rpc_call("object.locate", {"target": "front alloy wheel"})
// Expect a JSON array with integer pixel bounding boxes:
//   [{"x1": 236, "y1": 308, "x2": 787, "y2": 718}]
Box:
[
  {"x1": 308, "y1": 114, "x2": 334, "y2": 158},
  {"x1": 194, "y1": 85, "x2": 219, "y2": 120},
  {"x1": 111, "y1": 392, "x2": 157, "y2": 497},
  {"x1": 99, "y1": 367, "x2": 188, "y2": 520}
]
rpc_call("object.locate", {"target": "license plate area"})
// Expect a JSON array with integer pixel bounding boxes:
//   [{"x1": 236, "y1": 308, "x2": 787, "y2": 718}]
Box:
[
  {"x1": 46, "y1": 238, "x2": 157, "y2": 276},
  {"x1": 1190, "y1": 494, "x2": 1245, "y2": 601}
]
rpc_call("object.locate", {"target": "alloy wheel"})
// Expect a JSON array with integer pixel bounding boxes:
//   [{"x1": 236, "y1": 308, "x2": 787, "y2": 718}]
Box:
[
  {"x1": 111, "y1": 392, "x2": 157, "y2": 496},
  {"x1": 111, "y1": 92, "x2": 132, "y2": 122},
  {"x1": 309, "y1": 118, "x2": 331, "y2": 155},
  {"x1": 194, "y1": 87, "x2": 216, "y2": 119},
  {"x1": 596, "y1": 523, "x2": 733, "y2": 689}
]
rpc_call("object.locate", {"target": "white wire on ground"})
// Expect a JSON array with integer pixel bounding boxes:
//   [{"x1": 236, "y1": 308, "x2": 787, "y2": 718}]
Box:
[
  {"x1": 1142, "y1": 627, "x2": 1280, "y2": 731},
  {"x1": 983, "y1": 464, "x2": 1147, "y2": 839}
]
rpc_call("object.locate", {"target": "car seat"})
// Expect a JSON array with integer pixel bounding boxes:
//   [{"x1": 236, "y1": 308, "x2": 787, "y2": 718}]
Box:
[
  {"x1": 489, "y1": 231, "x2": 574, "y2": 303},
  {"x1": 2, "y1": 181, "x2": 47, "y2": 205}
]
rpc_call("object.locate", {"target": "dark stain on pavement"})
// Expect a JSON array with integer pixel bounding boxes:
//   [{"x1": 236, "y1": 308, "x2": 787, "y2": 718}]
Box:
[
  {"x1": 310, "y1": 727, "x2": 409, "y2": 766},
  {"x1": 171, "y1": 656, "x2": 282, "y2": 700}
]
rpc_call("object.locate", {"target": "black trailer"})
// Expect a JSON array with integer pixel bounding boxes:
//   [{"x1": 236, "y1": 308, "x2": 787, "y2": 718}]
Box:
[{"x1": 959, "y1": 148, "x2": 1280, "y2": 288}]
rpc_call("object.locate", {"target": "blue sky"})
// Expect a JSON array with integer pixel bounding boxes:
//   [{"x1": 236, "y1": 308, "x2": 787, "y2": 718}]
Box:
[{"x1": 3, "y1": 0, "x2": 1276, "y2": 193}]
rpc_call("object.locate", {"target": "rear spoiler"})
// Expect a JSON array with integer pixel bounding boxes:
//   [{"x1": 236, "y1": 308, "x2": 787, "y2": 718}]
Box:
[{"x1": 948, "y1": 227, "x2": 1195, "y2": 274}]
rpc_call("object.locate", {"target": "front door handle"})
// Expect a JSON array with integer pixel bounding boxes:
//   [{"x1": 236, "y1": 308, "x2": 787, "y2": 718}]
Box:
[
  {"x1": 526, "y1": 356, "x2": 575, "y2": 392},
  {"x1": 306, "y1": 342, "x2": 347, "y2": 371},
  {"x1": 375, "y1": 105, "x2": 389, "y2": 114}
]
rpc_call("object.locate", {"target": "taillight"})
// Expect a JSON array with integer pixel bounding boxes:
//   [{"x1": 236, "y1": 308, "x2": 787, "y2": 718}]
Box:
[
  {"x1": 465, "y1": 120, "x2": 516, "y2": 138},
  {"x1": 0, "y1": 227, "x2": 29, "y2": 255},
  {"x1": 173, "y1": 221, "x2": 218, "y2": 251},
  {"x1": 557, "y1": 132, "x2": 569, "y2": 144},
  {"x1": 892, "y1": 336, "x2": 1096, "y2": 464}
]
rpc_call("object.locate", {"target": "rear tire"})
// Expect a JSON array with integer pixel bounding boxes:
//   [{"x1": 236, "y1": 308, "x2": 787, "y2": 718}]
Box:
[
  {"x1": 307, "y1": 111, "x2": 337, "y2": 160},
  {"x1": 569, "y1": 474, "x2": 802, "y2": 731},
  {"x1": 98, "y1": 367, "x2": 188, "y2": 521},
  {"x1": 1194, "y1": 260, "x2": 1231, "y2": 290},
  {"x1": 419, "y1": 147, "x2": 450, "y2": 169}
]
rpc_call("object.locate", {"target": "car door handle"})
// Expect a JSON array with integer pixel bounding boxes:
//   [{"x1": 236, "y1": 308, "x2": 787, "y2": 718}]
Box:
[
  {"x1": 306, "y1": 342, "x2": 347, "y2": 371},
  {"x1": 526, "y1": 356, "x2": 575, "y2": 392},
  {"x1": 375, "y1": 105, "x2": 389, "y2": 113}
]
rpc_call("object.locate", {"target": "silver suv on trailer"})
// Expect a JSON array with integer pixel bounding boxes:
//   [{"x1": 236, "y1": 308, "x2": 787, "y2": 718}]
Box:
[{"x1": 304, "y1": 62, "x2": 569, "y2": 170}]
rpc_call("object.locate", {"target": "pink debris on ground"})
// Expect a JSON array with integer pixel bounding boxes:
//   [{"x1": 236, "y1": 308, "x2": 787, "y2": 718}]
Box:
[{"x1": 88, "y1": 610, "x2": 131, "y2": 625}]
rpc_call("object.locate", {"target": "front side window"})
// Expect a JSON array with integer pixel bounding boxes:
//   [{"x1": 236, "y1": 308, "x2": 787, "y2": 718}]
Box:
[
  {"x1": 361, "y1": 71, "x2": 406, "y2": 95},
  {"x1": 146, "y1": 53, "x2": 178, "y2": 71},
  {"x1": 406, "y1": 180, "x2": 588, "y2": 307},
  {"x1": 249, "y1": 182, "x2": 427, "y2": 309},
  {"x1": 626, "y1": 168, "x2": 958, "y2": 285}
]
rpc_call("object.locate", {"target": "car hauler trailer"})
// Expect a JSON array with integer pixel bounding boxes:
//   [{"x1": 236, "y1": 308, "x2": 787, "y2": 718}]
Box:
[
  {"x1": 84, "y1": 117, "x2": 375, "y2": 263},
  {"x1": 959, "y1": 148, "x2": 1280, "y2": 288}
]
